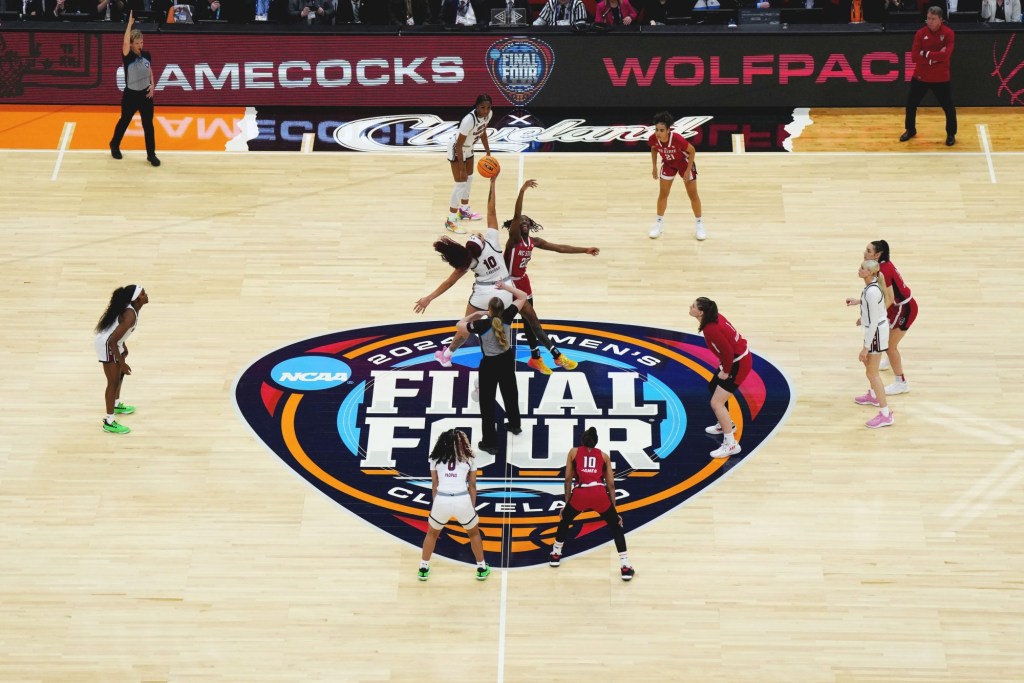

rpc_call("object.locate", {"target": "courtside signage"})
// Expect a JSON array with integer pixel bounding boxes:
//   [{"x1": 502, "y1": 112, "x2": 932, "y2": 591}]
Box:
[{"x1": 234, "y1": 320, "x2": 793, "y2": 568}]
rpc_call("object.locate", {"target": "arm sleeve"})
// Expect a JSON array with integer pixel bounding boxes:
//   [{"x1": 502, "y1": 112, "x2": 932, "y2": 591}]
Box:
[
  {"x1": 468, "y1": 318, "x2": 491, "y2": 334},
  {"x1": 502, "y1": 304, "x2": 520, "y2": 324},
  {"x1": 910, "y1": 30, "x2": 926, "y2": 68},
  {"x1": 572, "y1": 0, "x2": 589, "y2": 20}
]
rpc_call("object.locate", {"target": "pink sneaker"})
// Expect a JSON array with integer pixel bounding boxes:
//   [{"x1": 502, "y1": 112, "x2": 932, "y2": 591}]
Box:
[
  {"x1": 854, "y1": 391, "x2": 880, "y2": 407},
  {"x1": 865, "y1": 411, "x2": 894, "y2": 429},
  {"x1": 433, "y1": 349, "x2": 452, "y2": 368},
  {"x1": 459, "y1": 207, "x2": 482, "y2": 221}
]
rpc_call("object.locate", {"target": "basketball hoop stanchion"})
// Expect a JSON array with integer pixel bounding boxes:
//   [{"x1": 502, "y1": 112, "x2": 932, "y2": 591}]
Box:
[{"x1": 850, "y1": 0, "x2": 864, "y2": 23}]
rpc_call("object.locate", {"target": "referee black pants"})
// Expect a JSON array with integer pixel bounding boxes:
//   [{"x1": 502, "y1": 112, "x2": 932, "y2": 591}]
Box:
[
  {"x1": 904, "y1": 78, "x2": 957, "y2": 137},
  {"x1": 478, "y1": 348, "x2": 521, "y2": 449},
  {"x1": 110, "y1": 88, "x2": 156, "y2": 157}
]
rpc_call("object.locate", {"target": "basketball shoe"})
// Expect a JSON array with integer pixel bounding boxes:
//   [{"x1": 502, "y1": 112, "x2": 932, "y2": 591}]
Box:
[
  {"x1": 114, "y1": 403, "x2": 135, "y2": 415},
  {"x1": 445, "y1": 218, "x2": 466, "y2": 235},
  {"x1": 648, "y1": 223, "x2": 663, "y2": 239},
  {"x1": 459, "y1": 207, "x2": 482, "y2": 221},
  {"x1": 548, "y1": 552, "x2": 561, "y2": 567},
  {"x1": 710, "y1": 441, "x2": 741, "y2": 458},
  {"x1": 102, "y1": 420, "x2": 130, "y2": 434},
  {"x1": 854, "y1": 391, "x2": 880, "y2": 407},
  {"x1": 528, "y1": 356, "x2": 552, "y2": 375},
  {"x1": 695, "y1": 222, "x2": 707, "y2": 241},
  {"x1": 554, "y1": 353, "x2": 578, "y2": 370},
  {"x1": 866, "y1": 411, "x2": 895, "y2": 429},
  {"x1": 476, "y1": 564, "x2": 491, "y2": 581},
  {"x1": 417, "y1": 566, "x2": 430, "y2": 581},
  {"x1": 884, "y1": 379, "x2": 910, "y2": 395},
  {"x1": 620, "y1": 566, "x2": 636, "y2": 581},
  {"x1": 705, "y1": 422, "x2": 735, "y2": 435},
  {"x1": 434, "y1": 349, "x2": 453, "y2": 368}
]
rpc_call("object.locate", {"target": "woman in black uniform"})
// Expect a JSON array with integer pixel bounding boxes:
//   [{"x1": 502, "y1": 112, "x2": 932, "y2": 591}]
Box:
[
  {"x1": 456, "y1": 280, "x2": 528, "y2": 455},
  {"x1": 109, "y1": 12, "x2": 160, "y2": 167}
]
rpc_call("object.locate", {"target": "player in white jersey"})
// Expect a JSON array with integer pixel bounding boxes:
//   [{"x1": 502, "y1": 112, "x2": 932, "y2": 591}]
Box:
[
  {"x1": 847, "y1": 259, "x2": 895, "y2": 429},
  {"x1": 414, "y1": 170, "x2": 579, "y2": 370},
  {"x1": 93, "y1": 284, "x2": 149, "y2": 434},
  {"x1": 418, "y1": 429, "x2": 491, "y2": 581},
  {"x1": 444, "y1": 94, "x2": 493, "y2": 234}
]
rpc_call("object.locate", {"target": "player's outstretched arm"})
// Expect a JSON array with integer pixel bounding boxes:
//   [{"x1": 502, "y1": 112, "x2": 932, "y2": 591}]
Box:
[{"x1": 486, "y1": 173, "x2": 500, "y2": 230}]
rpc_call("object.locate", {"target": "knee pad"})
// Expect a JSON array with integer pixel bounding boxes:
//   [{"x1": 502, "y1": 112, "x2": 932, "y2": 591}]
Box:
[{"x1": 462, "y1": 174, "x2": 474, "y2": 201}]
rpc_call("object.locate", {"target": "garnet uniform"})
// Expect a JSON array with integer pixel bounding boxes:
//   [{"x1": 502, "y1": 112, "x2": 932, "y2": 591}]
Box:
[
  {"x1": 505, "y1": 234, "x2": 535, "y2": 297},
  {"x1": 879, "y1": 260, "x2": 918, "y2": 332},
  {"x1": 701, "y1": 314, "x2": 751, "y2": 393},
  {"x1": 649, "y1": 131, "x2": 697, "y2": 181},
  {"x1": 568, "y1": 445, "x2": 613, "y2": 513}
]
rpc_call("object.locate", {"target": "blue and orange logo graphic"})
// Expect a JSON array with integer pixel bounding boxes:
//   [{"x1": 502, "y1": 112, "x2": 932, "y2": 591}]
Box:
[
  {"x1": 485, "y1": 37, "x2": 555, "y2": 106},
  {"x1": 233, "y1": 320, "x2": 793, "y2": 568}
]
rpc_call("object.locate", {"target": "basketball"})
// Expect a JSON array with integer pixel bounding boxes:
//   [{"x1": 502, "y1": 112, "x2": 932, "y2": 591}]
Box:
[{"x1": 477, "y1": 155, "x2": 500, "y2": 179}]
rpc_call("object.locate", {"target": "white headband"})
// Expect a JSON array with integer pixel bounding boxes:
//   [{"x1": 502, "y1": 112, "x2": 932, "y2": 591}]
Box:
[{"x1": 131, "y1": 285, "x2": 143, "y2": 302}]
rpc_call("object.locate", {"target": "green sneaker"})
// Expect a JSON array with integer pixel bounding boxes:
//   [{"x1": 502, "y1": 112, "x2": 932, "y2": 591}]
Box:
[
  {"x1": 114, "y1": 403, "x2": 135, "y2": 415},
  {"x1": 476, "y1": 564, "x2": 491, "y2": 581},
  {"x1": 102, "y1": 420, "x2": 131, "y2": 434},
  {"x1": 417, "y1": 566, "x2": 430, "y2": 581}
]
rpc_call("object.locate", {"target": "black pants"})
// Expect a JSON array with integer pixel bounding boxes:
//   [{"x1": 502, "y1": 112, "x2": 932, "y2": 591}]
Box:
[
  {"x1": 110, "y1": 88, "x2": 156, "y2": 157},
  {"x1": 478, "y1": 348, "x2": 520, "y2": 449},
  {"x1": 555, "y1": 503, "x2": 627, "y2": 553},
  {"x1": 904, "y1": 78, "x2": 957, "y2": 136}
]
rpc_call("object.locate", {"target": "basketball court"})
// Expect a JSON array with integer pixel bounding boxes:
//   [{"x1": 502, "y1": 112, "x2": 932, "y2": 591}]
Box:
[{"x1": 1, "y1": 104, "x2": 1022, "y2": 682}]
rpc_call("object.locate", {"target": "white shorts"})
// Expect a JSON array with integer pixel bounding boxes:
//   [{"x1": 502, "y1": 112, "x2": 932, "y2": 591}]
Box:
[
  {"x1": 447, "y1": 143, "x2": 475, "y2": 163},
  {"x1": 94, "y1": 334, "x2": 122, "y2": 362},
  {"x1": 469, "y1": 283, "x2": 513, "y2": 311},
  {"x1": 867, "y1": 324, "x2": 890, "y2": 354},
  {"x1": 428, "y1": 493, "x2": 478, "y2": 530}
]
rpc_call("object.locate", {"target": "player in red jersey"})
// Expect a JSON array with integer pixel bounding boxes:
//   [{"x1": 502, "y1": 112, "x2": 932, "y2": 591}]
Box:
[
  {"x1": 549, "y1": 427, "x2": 635, "y2": 581},
  {"x1": 503, "y1": 179, "x2": 600, "y2": 375},
  {"x1": 690, "y1": 297, "x2": 750, "y2": 458},
  {"x1": 865, "y1": 240, "x2": 917, "y2": 395},
  {"x1": 648, "y1": 111, "x2": 705, "y2": 241}
]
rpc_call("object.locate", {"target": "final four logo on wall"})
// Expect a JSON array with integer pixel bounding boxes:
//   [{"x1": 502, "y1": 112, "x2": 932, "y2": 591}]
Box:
[
  {"x1": 234, "y1": 320, "x2": 793, "y2": 568},
  {"x1": 485, "y1": 37, "x2": 555, "y2": 106}
]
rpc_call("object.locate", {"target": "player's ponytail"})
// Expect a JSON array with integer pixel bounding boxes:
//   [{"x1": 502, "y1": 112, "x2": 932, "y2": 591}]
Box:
[
  {"x1": 488, "y1": 297, "x2": 508, "y2": 349},
  {"x1": 863, "y1": 260, "x2": 894, "y2": 308},
  {"x1": 870, "y1": 239, "x2": 891, "y2": 264},
  {"x1": 695, "y1": 297, "x2": 719, "y2": 333},
  {"x1": 95, "y1": 285, "x2": 135, "y2": 333},
  {"x1": 582, "y1": 427, "x2": 599, "y2": 448}
]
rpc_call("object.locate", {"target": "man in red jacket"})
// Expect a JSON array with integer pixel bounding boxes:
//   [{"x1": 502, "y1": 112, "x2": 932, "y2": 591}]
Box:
[{"x1": 900, "y1": 6, "x2": 957, "y2": 146}]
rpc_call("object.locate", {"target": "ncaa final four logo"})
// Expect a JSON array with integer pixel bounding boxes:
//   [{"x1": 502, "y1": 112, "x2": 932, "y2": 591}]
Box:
[
  {"x1": 233, "y1": 320, "x2": 793, "y2": 568},
  {"x1": 485, "y1": 37, "x2": 555, "y2": 106}
]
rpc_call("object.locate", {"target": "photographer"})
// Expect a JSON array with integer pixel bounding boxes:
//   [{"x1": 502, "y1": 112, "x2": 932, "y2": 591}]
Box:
[{"x1": 288, "y1": 0, "x2": 336, "y2": 23}]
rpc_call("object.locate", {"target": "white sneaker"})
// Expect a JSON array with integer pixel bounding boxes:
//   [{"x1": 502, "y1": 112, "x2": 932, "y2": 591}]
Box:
[
  {"x1": 648, "y1": 223, "x2": 663, "y2": 239},
  {"x1": 884, "y1": 380, "x2": 910, "y2": 395},
  {"x1": 879, "y1": 356, "x2": 891, "y2": 371},
  {"x1": 695, "y1": 223, "x2": 706, "y2": 241},
  {"x1": 710, "y1": 441, "x2": 741, "y2": 458},
  {"x1": 704, "y1": 422, "x2": 735, "y2": 435}
]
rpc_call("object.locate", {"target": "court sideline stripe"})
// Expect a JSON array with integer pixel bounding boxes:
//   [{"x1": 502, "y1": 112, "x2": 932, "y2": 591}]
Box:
[
  {"x1": 50, "y1": 121, "x2": 75, "y2": 181},
  {"x1": 977, "y1": 123, "x2": 996, "y2": 184}
]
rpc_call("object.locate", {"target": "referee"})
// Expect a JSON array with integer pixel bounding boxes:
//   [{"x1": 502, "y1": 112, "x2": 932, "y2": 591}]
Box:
[
  {"x1": 109, "y1": 12, "x2": 160, "y2": 167},
  {"x1": 457, "y1": 280, "x2": 528, "y2": 455}
]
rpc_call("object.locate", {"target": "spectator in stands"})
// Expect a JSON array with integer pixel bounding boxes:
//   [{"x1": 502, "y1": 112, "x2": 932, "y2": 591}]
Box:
[
  {"x1": 533, "y1": 0, "x2": 588, "y2": 23},
  {"x1": 595, "y1": 0, "x2": 637, "y2": 23},
  {"x1": 900, "y1": 6, "x2": 957, "y2": 146},
  {"x1": 442, "y1": 0, "x2": 478, "y2": 24},
  {"x1": 289, "y1": 0, "x2": 336, "y2": 23},
  {"x1": 95, "y1": 0, "x2": 129, "y2": 20},
  {"x1": 52, "y1": 0, "x2": 89, "y2": 17},
  {"x1": 335, "y1": 0, "x2": 361, "y2": 21},
  {"x1": 981, "y1": 0, "x2": 1021, "y2": 20},
  {"x1": 386, "y1": 0, "x2": 428, "y2": 23},
  {"x1": 19, "y1": 0, "x2": 48, "y2": 18},
  {"x1": 644, "y1": 0, "x2": 670, "y2": 23},
  {"x1": 195, "y1": 0, "x2": 224, "y2": 19}
]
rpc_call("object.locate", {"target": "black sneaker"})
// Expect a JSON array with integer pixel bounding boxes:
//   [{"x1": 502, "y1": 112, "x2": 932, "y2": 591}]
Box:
[
  {"x1": 477, "y1": 441, "x2": 498, "y2": 456},
  {"x1": 147, "y1": 155, "x2": 161, "y2": 167},
  {"x1": 504, "y1": 422, "x2": 522, "y2": 436},
  {"x1": 620, "y1": 566, "x2": 635, "y2": 582},
  {"x1": 109, "y1": 142, "x2": 122, "y2": 159},
  {"x1": 549, "y1": 552, "x2": 561, "y2": 567}
]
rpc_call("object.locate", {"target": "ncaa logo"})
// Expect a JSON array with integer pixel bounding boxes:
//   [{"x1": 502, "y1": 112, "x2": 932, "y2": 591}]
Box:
[
  {"x1": 485, "y1": 37, "x2": 556, "y2": 106},
  {"x1": 233, "y1": 320, "x2": 793, "y2": 568}
]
